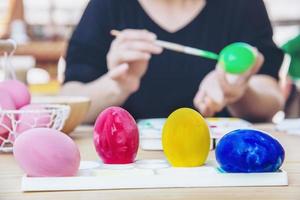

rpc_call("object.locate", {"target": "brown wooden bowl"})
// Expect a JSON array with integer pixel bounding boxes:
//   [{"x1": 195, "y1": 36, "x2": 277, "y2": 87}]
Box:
[{"x1": 32, "y1": 96, "x2": 91, "y2": 134}]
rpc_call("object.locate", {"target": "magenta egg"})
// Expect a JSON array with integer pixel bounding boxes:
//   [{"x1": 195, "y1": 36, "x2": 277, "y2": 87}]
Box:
[
  {"x1": 13, "y1": 128, "x2": 80, "y2": 177},
  {"x1": 0, "y1": 89, "x2": 16, "y2": 143},
  {"x1": 0, "y1": 80, "x2": 31, "y2": 109},
  {"x1": 0, "y1": 132, "x2": 8, "y2": 146},
  {"x1": 94, "y1": 107, "x2": 139, "y2": 164}
]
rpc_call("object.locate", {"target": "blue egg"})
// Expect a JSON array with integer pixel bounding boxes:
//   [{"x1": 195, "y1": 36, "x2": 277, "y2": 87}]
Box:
[{"x1": 215, "y1": 129, "x2": 285, "y2": 173}]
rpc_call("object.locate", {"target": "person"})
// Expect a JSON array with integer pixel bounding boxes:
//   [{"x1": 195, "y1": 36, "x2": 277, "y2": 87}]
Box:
[{"x1": 62, "y1": 0, "x2": 285, "y2": 123}]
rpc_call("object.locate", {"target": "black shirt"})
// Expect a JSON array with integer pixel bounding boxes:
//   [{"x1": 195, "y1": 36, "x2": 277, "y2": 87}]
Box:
[{"x1": 65, "y1": 0, "x2": 283, "y2": 119}]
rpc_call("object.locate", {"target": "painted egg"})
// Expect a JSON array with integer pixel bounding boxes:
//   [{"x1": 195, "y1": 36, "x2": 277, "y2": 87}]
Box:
[
  {"x1": 13, "y1": 128, "x2": 80, "y2": 177},
  {"x1": 162, "y1": 108, "x2": 210, "y2": 167},
  {"x1": 94, "y1": 107, "x2": 139, "y2": 164},
  {"x1": 219, "y1": 43, "x2": 256, "y2": 74},
  {"x1": 16, "y1": 104, "x2": 51, "y2": 137},
  {"x1": 216, "y1": 129, "x2": 285, "y2": 173},
  {"x1": 0, "y1": 132, "x2": 8, "y2": 146},
  {"x1": 0, "y1": 89, "x2": 16, "y2": 144},
  {"x1": 0, "y1": 80, "x2": 31, "y2": 109}
]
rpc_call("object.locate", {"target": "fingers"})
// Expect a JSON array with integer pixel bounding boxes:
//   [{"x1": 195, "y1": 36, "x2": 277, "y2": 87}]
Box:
[
  {"x1": 216, "y1": 65, "x2": 228, "y2": 85},
  {"x1": 108, "y1": 29, "x2": 163, "y2": 69},
  {"x1": 110, "y1": 29, "x2": 162, "y2": 54},
  {"x1": 197, "y1": 96, "x2": 223, "y2": 117},
  {"x1": 112, "y1": 29, "x2": 157, "y2": 42},
  {"x1": 108, "y1": 63, "x2": 129, "y2": 80},
  {"x1": 107, "y1": 63, "x2": 140, "y2": 92},
  {"x1": 193, "y1": 88, "x2": 205, "y2": 109},
  {"x1": 194, "y1": 90, "x2": 224, "y2": 117},
  {"x1": 251, "y1": 52, "x2": 264, "y2": 75},
  {"x1": 120, "y1": 40, "x2": 163, "y2": 54},
  {"x1": 197, "y1": 48, "x2": 265, "y2": 114},
  {"x1": 216, "y1": 62, "x2": 245, "y2": 87},
  {"x1": 216, "y1": 66, "x2": 238, "y2": 97},
  {"x1": 111, "y1": 40, "x2": 162, "y2": 55},
  {"x1": 118, "y1": 50, "x2": 152, "y2": 62},
  {"x1": 107, "y1": 49, "x2": 151, "y2": 69},
  {"x1": 235, "y1": 50, "x2": 264, "y2": 85},
  {"x1": 110, "y1": 39, "x2": 163, "y2": 66},
  {"x1": 200, "y1": 96, "x2": 216, "y2": 117},
  {"x1": 216, "y1": 50, "x2": 264, "y2": 86},
  {"x1": 194, "y1": 90, "x2": 209, "y2": 116}
]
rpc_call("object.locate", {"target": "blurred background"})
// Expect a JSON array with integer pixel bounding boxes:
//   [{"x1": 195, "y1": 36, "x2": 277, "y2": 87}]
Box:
[
  {"x1": 0, "y1": 0, "x2": 299, "y2": 94},
  {"x1": 0, "y1": 0, "x2": 89, "y2": 91}
]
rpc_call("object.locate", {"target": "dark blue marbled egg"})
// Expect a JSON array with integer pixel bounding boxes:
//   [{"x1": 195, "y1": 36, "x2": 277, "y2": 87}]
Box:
[{"x1": 215, "y1": 129, "x2": 285, "y2": 173}]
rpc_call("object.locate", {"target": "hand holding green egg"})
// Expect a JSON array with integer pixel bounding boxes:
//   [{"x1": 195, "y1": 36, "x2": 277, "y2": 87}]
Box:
[
  {"x1": 194, "y1": 43, "x2": 262, "y2": 117},
  {"x1": 219, "y1": 42, "x2": 257, "y2": 74}
]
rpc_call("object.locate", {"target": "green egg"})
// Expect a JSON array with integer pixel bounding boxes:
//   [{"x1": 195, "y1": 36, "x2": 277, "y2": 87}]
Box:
[{"x1": 219, "y1": 43, "x2": 256, "y2": 74}]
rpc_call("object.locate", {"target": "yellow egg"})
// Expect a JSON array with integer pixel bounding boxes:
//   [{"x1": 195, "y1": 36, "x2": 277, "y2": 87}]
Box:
[{"x1": 162, "y1": 108, "x2": 210, "y2": 167}]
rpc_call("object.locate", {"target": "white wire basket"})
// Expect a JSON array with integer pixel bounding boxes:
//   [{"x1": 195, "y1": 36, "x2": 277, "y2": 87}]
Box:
[{"x1": 0, "y1": 104, "x2": 70, "y2": 153}]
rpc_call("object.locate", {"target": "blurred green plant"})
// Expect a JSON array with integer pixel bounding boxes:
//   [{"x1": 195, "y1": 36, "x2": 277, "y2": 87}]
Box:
[{"x1": 282, "y1": 34, "x2": 300, "y2": 80}]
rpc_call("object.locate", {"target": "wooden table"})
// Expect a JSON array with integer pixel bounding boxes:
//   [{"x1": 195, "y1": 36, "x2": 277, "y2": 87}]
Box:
[{"x1": 1, "y1": 124, "x2": 300, "y2": 200}]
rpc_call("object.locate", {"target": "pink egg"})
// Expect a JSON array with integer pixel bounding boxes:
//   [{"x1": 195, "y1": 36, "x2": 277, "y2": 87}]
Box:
[
  {"x1": 0, "y1": 89, "x2": 16, "y2": 144},
  {"x1": 16, "y1": 104, "x2": 51, "y2": 137},
  {"x1": 0, "y1": 132, "x2": 9, "y2": 146},
  {"x1": 0, "y1": 80, "x2": 31, "y2": 109},
  {"x1": 94, "y1": 107, "x2": 139, "y2": 164},
  {"x1": 13, "y1": 128, "x2": 80, "y2": 177}
]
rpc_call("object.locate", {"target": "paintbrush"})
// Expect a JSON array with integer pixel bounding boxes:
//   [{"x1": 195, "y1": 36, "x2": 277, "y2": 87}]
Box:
[{"x1": 111, "y1": 30, "x2": 219, "y2": 60}]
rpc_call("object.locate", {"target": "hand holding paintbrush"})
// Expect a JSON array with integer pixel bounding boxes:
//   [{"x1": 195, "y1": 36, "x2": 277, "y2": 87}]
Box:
[
  {"x1": 109, "y1": 29, "x2": 261, "y2": 117},
  {"x1": 111, "y1": 30, "x2": 219, "y2": 60},
  {"x1": 111, "y1": 29, "x2": 257, "y2": 75},
  {"x1": 107, "y1": 29, "x2": 163, "y2": 93}
]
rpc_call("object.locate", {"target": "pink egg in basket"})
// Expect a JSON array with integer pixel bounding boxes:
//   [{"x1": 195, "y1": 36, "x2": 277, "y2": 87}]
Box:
[
  {"x1": 0, "y1": 88, "x2": 16, "y2": 145},
  {"x1": 94, "y1": 107, "x2": 139, "y2": 164},
  {"x1": 16, "y1": 104, "x2": 52, "y2": 136},
  {"x1": 0, "y1": 103, "x2": 70, "y2": 152},
  {"x1": 13, "y1": 128, "x2": 80, "y2": 177},
  {"x1": 0, "y1": 80, "x2": 31, "y2": 109}
]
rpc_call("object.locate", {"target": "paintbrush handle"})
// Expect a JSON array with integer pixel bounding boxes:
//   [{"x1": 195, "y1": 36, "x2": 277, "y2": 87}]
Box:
[
  {"x1": 111, "y1": 30, "x2": 219, "y2": 60},
  {"x1": 155, "y1": 40, "x2": 185, "y2": 53},
  {"x1": 156, "y1": 40, "x2": 218, "y2": 60}
]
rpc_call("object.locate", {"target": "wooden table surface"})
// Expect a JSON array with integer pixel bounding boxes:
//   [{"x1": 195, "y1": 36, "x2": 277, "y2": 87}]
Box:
[{"x1": 0, "y1": 124, "x2": 300, "y2": 200}]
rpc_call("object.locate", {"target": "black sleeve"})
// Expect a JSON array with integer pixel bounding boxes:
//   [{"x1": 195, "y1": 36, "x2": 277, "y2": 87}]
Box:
[
  {"x1": 235, "y1": 0, "x2": 284, "y2": 79},
  {"x1": 64, "y1": 0, "x2": 113, "y2": 83}
]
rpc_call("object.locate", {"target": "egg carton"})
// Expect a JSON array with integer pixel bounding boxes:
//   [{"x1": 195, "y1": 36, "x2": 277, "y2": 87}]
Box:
[
  {"x1": 137, "y1": 118, "x2": 252, "y2": 151},
  {"x1": 21, "y1": 160, "x2": 288, "y2": 192},
  {"x1": 0, "y1": 104, "x2": 70, "y2": 152}
]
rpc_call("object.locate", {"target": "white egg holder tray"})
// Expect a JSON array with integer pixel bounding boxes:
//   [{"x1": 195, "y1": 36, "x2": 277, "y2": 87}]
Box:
[
  {"x1": 138, "y1": 118, "x2": 252, "y2": 151},
  {"x1": 21, "y1": 160, "x2": 288, "y2": 192}
]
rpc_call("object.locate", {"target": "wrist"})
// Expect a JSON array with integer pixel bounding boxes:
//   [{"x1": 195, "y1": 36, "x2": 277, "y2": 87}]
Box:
[
  {"x1": 118, "y1": 78, "x2": 141, "y2": 94},
  {"x1": 104, "y1": 74, "x2": 140, "y2": 96}
]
